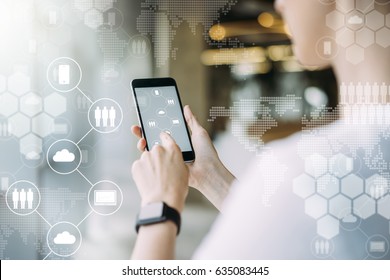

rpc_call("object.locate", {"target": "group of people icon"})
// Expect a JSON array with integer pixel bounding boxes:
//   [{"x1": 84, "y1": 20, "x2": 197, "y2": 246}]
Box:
[
  {"x1": 314, "y1": 239, "x2": 330, "y2": 255},
  {"x1": 12, "y1": 188, "x2": 34, "y2": 210},
  {"x1": 94, "y1": 106, "x2": 116, "y2": 128},
  {"x1": 132, "y1": 39, "x2": 148, "y2": 55}
]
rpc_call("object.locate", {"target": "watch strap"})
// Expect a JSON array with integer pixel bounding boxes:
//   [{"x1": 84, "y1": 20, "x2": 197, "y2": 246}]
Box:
[{"x1": 136, "y1": 202, "x2": 181, "y2": 235}]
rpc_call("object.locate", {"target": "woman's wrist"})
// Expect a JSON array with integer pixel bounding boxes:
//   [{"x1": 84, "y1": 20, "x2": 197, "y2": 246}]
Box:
[{"x1": 197, "y1": 160, "x2": 235, "y2": 211}]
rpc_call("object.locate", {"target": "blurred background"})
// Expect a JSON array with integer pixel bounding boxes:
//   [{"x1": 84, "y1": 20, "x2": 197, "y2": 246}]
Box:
[{"x1": 0, "y1": 0, "x2": 337, "y2": 259}]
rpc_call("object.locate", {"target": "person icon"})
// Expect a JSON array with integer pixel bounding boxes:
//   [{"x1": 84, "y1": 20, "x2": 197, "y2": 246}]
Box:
[
  {"x1": 95, "y1": 106, "x2": 102, "y2": 127},
  {"x1": 82, "y1": 96, "x2": 88, "y2": 110},
  {"x1": 27, "y1": 188, "x2": 34, "y2": 209},
  {"x1": 142, "y1": 40, "x2": 147, "y2": 54},
  {"x1": 102, "y1": 106, "x2": 109, "y2": 127},
  {"x1": 132, "y1": 40, "x2": 137, "y2": 54},
  {"x1": 109, "y1": 106, "x2": 116, "y2": 127},
  {"x1": 315, "y1": 240, "x2": 320, "y2": 255},
  {"x1": 19, "y1": 189, "x2": 26, "y2": 210},
  {"x1": 12, "y1": 188, "x2": 19, "y2": 209},
  {"x1": 137, "y1": 40, "x2": 142, "y2": 54},
  {"x1": 324, "y1": 240, "x2": 330, "y2": 255}
]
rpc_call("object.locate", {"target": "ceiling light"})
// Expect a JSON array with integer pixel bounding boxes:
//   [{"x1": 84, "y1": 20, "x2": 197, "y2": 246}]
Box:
[
  {"x1": 258, "y1": 12, "x2": 275, "y2": 28},
  {"x1": 209, "y1": 24, "x2": 226, "y2": 41}
]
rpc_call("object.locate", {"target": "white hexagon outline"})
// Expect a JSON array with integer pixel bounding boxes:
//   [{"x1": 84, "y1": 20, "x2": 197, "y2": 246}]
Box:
[
  {"x1": 305, "y1": 194, "x2": 328, "y2": 219},
  {"x1": 317, "y1": 173, "x2": 340, "y2": 199},
  {"x1": 353, "y1": 194, "x2": 376, "y2": 219},
  {"x1": 20, "y1": 92, "x2": 43, "y2": 117},
  {"x1": 31, "y1": 112, "x2": 55, "y2": 138},
  {"x1": 317, "y1": 215, "x2": 340, "y2": 239},
  {"x1": 329, "y1": 194, "x2": 352, "y2": 219},
  {"x1": 293, "y1": 173, "x2": 316, "y2": 199},
  {"x1": 44, "y1": 92, "x2": 67, "y2": 117},
  {"x1": 341, "y1": 173, "x2": 365, "y2": 199},
  {"x1": 84, "y1": 8, "x2": 104, "y2": 29},
  {"x1": 8, "y1": 113, "x2": 31, "y2": 138},
  {"x1": 0, "y1": 92, "x2": 19, "y2": 117}
]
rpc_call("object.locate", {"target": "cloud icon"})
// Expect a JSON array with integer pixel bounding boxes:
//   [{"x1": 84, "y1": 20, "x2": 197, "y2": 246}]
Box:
[
  {"x1": 26, "y1": 151, "x2": 41, "y2": 160},
  {"x1": 104, "y1": 69, "x2": 119, "y2": 78},
  {"x1": 348, "y1": 15, "x2": 363, "y2": 25},
  {"x1": 53, "y1": 149, "x2": 75, "y2": 162},
  {"x1": 342, "y1": 214, "x2": 358, "y2": 223},
  {"x1": 53, "y1": 231, "x2": 76, "y2": 245},
  {"x1": 157, "y1": 110, "x2": 166, "y2": 115}
]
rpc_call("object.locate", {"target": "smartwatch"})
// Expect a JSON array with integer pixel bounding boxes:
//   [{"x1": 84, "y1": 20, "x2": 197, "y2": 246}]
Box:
[{"x1": 136, "y1": 202, "x2": 181, "y2": 235}]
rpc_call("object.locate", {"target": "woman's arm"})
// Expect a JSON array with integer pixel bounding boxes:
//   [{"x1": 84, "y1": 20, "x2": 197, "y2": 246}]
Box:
[{"x1": 131, "y1": 132, "x2": 188, "y2": 259}]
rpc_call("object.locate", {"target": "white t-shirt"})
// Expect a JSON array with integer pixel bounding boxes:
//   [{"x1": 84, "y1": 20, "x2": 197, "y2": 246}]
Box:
[{"x1": 194, "y1": 116, "x2": 390, "y2": 259}]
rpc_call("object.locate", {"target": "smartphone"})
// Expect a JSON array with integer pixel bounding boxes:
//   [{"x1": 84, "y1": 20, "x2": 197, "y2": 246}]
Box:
[{"x1": 131, "y1": 77, "x2": 195, "y2": 162}]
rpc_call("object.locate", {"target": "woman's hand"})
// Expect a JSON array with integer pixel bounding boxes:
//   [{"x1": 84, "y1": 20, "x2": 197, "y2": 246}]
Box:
[
  {"x1": 131, "y1": 105, "x2": 235, "y2": 211},
  {"x1": 131, "y1": 132, "x2": 189, "y2": 213}
]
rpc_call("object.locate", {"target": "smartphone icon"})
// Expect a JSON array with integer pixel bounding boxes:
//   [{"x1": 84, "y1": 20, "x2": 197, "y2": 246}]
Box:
[
  {"x1": 131, "y1": 78, "x2": 195, "y2": 162},
  {"x1": 58, "y1": 64, "x2": 70, "y2": 85}
]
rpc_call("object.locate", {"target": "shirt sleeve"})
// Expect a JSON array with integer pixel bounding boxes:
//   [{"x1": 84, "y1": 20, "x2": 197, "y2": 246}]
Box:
[{"x1": 192, "y1": 139, "x2": 315, "y2": 259}]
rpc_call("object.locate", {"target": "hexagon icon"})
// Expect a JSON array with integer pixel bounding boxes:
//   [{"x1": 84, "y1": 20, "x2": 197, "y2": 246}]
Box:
[
  {"x1": 304, "y1": 154, "x2": 327, "y2": 178},
  {"x1": 329, "y1": 194, "x2": 352, "y2": 219},
  {"x1": 20, "y1": 92, "x2": 43, "y2": 117},
  {"x1": 356, "y1": 28, "x2": 375, "y2": 48},
  {"x1": 32, "y1": 113, "x2": 54, "y2": 138},
  {"x1": 0, "y1": 92, "x2": 18, "y2": 117},
  {"x1": 317, "y1": 215, "x2": 340, "y2": 239},
  {"x1": 305, "y1": 194, "x2": 328, "y2": 219},
  {"x1": 336, "y1": 0, "x2": 354, "y2": 13},
  {"x1": 94, "y1": 0, "x2": 115, "y2": 12},
  {"x1": 355, "y1": 0, "x2": 375, "y2": 13},
  {"x1": 20, "y1": 133, "x2": 43, "y2": 157},
  {"x1": 336, "y1": 28, "x2": 355, "y2": 48},
  {"x1": 73, "y1": 0, "x2": 93, "y2": 12},
  {"x1": 386, "y1": 13, "x2": 390, "y2": 28},
  {"x1": 329, "y1": 153, "x2": 353, "y2": 178},
  {"x1": 7, "y1": 72, "x2": 31, "y2": 96},
  {"x1": 8, "y1": 113, "x2": 30, "y2": 138},
  {"x1": 84, "y1": 8, "x2": 103, "y2": 29},
  {"x1": 365, "y1": 174, "x2": 388, "y2": 199},
  {"x1": 326, "y1": 10, "x2": 345, "y2": 31},
  {"x1": 0, "y1": 74, "x2": 6, "y2": 92},
  {"x1": 317, "y1": 174, "x2": 339, "y2": 198},
  {"x1": 44, "y1": 92, "x2": 67, "y2": 117},
  {"x1": 37, "y1": 43, "x2": 60, "y2": 65},
  {"x1": 341, "y1": 174, "x2": 364, "y2": 199},
  {"x1": 366, "y1": 10, "x2": 385, "y2": 31},
  {"x1": 377, "y1": 195, "x2": 390, "y2": 220},
  {"x1": 346, "y1": 11, "x2": 365, "y2": 31},
  {"x1": 49, "y1": 25, "x2": 72, "y2": 46},
  {"x1": 376, "y1": 28, "x2": 390, "y2": 48},
  {"x1": 293, "y1": 173, "x2": 316, "y2": 199},
  {"x1": 346, "y1": 45, "x2": 364, "y2": 65},
  {"x1": 353, "y1": 194, "x2": 376, "y2": 219}
]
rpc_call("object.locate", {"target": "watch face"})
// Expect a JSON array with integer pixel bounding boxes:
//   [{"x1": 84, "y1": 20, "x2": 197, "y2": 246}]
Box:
[{"x1": 138, "y1": 202, "x2": 164, "y2": 220}]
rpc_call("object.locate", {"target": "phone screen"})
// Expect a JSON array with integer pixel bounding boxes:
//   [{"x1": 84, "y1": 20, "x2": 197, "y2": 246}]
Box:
[{"x1": 132, "y1": 78, "x2": 195, "y2": 162}]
